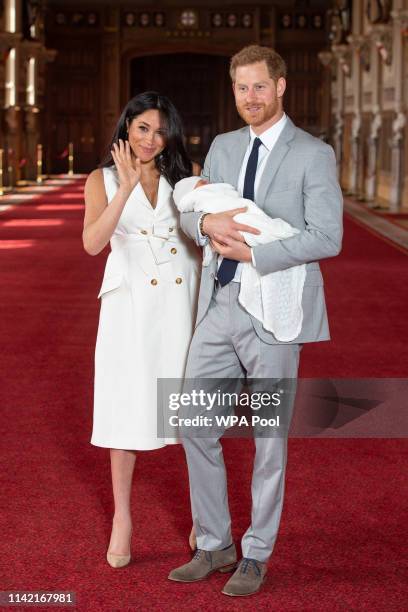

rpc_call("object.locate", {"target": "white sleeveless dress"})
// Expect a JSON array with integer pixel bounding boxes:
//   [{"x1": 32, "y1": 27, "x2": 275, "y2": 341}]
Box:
[{"x1": 91, "y1": 166, "x2": 200, "y2": 450}]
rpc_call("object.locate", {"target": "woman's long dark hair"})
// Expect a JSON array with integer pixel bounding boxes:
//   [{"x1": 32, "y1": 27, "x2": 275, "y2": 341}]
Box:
[{"x1": 100, "y1": 91, "x2": 192, "y2": 188}]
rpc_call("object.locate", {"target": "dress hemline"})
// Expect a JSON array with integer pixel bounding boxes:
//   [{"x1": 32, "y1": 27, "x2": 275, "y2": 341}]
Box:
[{"x1": 90, "y1": 438, "x2": 181, "y2": 451}]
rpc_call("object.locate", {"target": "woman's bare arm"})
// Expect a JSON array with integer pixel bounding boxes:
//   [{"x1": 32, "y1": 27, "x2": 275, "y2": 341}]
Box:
[
  {"x1": 82, "y1": 141, "x2": 141, "y2": 256},
  {"x1": 82, "y1": 169, "x2": 131, "y2": 255}
]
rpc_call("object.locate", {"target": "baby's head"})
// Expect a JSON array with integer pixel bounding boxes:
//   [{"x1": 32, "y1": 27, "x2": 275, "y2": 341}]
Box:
[
  {"x1": 194, "y1": 179, "x2": 209, "y2": 190},
  {"x1": 173, "y1": 176, "x2": 208, "y2": 206}
]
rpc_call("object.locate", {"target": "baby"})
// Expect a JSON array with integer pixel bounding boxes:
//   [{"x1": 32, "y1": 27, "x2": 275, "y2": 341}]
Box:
[
  {"x1": 173, "y1": 176, "x2": 300, "y2": 263},
  {"x1": 173, "y1": 176, "x2": 306, "y2": 343}
]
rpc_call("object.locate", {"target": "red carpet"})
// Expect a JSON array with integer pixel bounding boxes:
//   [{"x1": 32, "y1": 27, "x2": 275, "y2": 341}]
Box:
[{"x1": 0, "y1": 180, "x2": 407, "y2": 611}]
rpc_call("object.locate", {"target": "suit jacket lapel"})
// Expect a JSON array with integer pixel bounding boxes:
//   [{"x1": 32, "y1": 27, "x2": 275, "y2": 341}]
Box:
[
  {"x1": 256, "y1": 117, "x2": 297, "y2": 208},
  {"x1": 224, "y1": 127, "x2": 250, "y2": 187}
]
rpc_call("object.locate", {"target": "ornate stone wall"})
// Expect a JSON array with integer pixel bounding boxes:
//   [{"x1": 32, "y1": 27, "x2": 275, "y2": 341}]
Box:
[
  {"x1": 0, "y1": 1, "x2": 332, "y2": 177},
  {"x1": 0, "y1": 0, "x2": 55, "y2": 183},
  {"x1": 42, "y1": 1, "x2": 330, "y2": 173},
  {"x1": 325, "y1": 0, "x2": 408, "y2": 211}
]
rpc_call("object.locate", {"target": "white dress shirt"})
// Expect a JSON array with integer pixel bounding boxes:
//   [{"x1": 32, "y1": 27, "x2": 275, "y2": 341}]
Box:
[{"x1": 199, "y1": 113, "x2": 287, "y2": 281}]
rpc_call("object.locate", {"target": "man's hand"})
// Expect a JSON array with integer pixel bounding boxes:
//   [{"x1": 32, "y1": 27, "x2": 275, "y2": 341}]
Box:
[
  {"x1": 211, "y1": 235, "x2": 253, "y2": 263},
  {"x1": 202, "y1": 208, "x2": 260, "y2": 243}
]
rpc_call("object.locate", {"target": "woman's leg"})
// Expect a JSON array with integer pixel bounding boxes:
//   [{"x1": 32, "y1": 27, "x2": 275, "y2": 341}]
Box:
[{"x1": 108, "y1": 449, "x2": 136, "y2": 555}]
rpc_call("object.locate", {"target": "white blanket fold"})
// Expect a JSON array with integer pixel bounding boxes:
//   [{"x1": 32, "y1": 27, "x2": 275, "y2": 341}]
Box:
[{"x1": 174, "y1": 181, "x2": 306, "y2": 342}]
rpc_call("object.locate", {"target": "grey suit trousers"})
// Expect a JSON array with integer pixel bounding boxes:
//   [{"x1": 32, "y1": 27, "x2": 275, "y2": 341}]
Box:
[{"x1": 181, "y1": 281, "x2": 301, "y2": 563}]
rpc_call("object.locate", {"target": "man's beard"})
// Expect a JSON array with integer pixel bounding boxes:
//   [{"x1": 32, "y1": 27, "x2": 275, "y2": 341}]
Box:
[{"x1": 237, "y1": 100, "x2": 279, "y2": 126}]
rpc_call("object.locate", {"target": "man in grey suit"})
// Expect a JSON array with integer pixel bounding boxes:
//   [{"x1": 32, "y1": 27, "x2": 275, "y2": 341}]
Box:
[{"x1": 168, "y1": 45, "x2": 343, "y2": 596}]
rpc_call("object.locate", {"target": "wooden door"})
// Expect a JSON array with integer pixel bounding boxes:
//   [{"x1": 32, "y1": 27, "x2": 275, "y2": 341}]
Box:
[
  {"x1": 45, "y1": 41, "x2": 101, "y2": 174},
  {"x1": 130, "y1": 53, "x2": 242, "y2": 165}
]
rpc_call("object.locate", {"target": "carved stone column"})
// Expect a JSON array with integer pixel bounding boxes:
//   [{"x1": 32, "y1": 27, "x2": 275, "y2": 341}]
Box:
[
  {"x1": 4, "y1": 0, "x2": 22, "y2": 33},
  {"x1": 363, "y1": 24, "x2": 382, "y2": 203},
  {"x1": 4, "y1": 107, "x2": 21, "y2": 186},
  {"x1": 365, "y1": 109, "x2": 382, "y2": 202},
  {"x1": 23, "y1": 108, "x2": 39, "y2": 181},
  {"x1": 0, "y1": 41, "x2": 7, "y2": 153},
  {"x1": 333, "y1": 112, "x2": 344, "y2": 179},
  {"x1": 0, "y1": 32, "x2": 21, "y2": 182},
  {"x1": 389, "y1": 111, "x2": 406, "y2": 212},
  {"x1": 317, "y1": 50, "x2": 333, "y2": 141},
  {"x1": 388, "y1": 8, "x2": 408, "y2": 211},
  {"x1": 371, "y1": 24, "x2": 393, "y2": 66},
  {"x1": 349, "y1": 112, "x2": 362, "y2": 196},
  {"x1": 20, "y1": 39, "x2": 56, "y2": 181},
  {"x1": 2, "y1": 0, "x2": 23, "y2": 184},
  {"x1": 331, "y1": 45, "x2": 350, "y2": 181},
  {"x1": 347, "y1": 31, "x2": 366, "y2": 197}
]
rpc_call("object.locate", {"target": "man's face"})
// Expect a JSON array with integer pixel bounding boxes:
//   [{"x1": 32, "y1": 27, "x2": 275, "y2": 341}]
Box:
[{"x1": 233, "y1": 61, "x2": 286, "y2": 128}]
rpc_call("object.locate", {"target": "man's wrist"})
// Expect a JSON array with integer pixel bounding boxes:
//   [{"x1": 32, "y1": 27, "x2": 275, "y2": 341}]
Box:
[
  {"x1": 196, "y1": 215, "x2": 209, "y2": 246},
  {"x1": 199, "y1": 213, "x2": 210, "y2": 237}
]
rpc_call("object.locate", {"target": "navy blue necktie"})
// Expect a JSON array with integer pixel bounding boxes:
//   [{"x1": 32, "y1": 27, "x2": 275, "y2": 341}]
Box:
[{"x1": 217, "y1": 137, "x2": 262, "y2": 287}]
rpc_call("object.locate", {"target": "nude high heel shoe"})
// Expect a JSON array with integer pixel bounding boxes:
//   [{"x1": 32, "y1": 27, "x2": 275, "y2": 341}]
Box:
[
  {"x1": 106, "y1": 521, "x2": 132, "y2": 568},
  {"x1": 106, "y1": 551, "x2": 131, "y2": 568}
]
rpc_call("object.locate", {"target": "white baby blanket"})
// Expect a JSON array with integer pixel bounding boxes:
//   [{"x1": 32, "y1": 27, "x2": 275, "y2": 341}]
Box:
[{"x1": 173, "y1": 180, "x2": 306, "y2": 342}]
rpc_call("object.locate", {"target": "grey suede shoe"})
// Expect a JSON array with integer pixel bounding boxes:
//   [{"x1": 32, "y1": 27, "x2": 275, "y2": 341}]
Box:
[
  {"x1": 221, "y1": 557, "x2": 267, "y2": 596},
  {"x1": 168, "y1": 543, "x2": 237, "y2": 582}
]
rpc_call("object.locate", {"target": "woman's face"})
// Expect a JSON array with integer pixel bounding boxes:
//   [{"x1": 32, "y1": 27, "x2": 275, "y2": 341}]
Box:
[{"x1": 127, "y1": 109, "x2": 167, "y2": 163}]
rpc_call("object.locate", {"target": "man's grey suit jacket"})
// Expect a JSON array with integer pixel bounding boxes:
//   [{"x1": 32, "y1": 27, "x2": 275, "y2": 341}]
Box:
[{"x1": 180, "y1": 116, "x2": 343, "y2": 344}]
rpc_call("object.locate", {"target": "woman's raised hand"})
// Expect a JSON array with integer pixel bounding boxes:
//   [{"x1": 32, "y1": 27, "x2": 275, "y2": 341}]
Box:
[{"x1": 111, "y1": 139, "x2": 141, "y2": 192}]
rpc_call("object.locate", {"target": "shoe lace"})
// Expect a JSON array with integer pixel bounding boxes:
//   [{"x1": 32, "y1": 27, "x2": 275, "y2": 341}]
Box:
[
  {"x1": 193, "y1": 549, "x2": 212, "y2": 564},
  {"x1": 240, "y1": 558, "x2": 261, "y2": 576}
]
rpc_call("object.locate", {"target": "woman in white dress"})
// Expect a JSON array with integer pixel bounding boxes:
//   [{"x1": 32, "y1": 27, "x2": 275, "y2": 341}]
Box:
[{"x1": 83, "y1": 92, "x2": 200, "y2": 567}]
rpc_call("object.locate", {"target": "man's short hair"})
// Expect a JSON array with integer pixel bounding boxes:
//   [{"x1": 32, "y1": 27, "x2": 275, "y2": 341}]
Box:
[{"x1": 230, "y1": 45, "x2": 287, "y2": 82}]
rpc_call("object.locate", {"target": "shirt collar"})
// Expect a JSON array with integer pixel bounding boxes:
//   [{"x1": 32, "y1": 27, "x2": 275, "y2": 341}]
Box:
[{"x1": 249, "y1": 113, "x2": 287, "y2": 151}]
